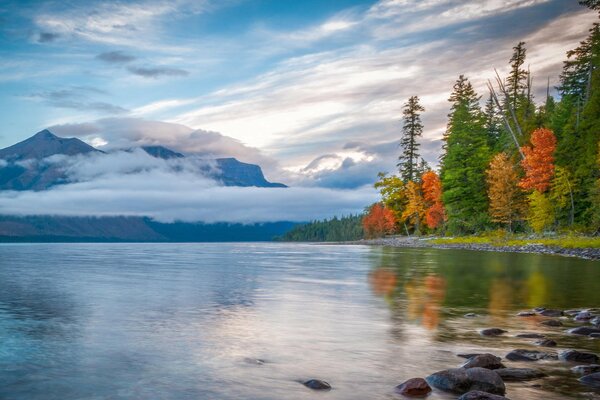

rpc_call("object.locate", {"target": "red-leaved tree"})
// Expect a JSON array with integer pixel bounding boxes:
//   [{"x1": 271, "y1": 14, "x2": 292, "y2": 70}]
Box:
[
  {"x1": 363, "y1": 203, "x2": 396, "y2": 238},
  {"x1": 421, "y1": 170, "x2": 446, "y2": 229},
  {"x1": 519, "y1": 128, "x2": 557, "y2": 193}
]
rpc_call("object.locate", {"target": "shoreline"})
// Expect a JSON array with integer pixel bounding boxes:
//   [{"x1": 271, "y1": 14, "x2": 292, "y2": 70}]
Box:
[{"x1": 338, "y1": 236, "x2": 600, "y2": 261}]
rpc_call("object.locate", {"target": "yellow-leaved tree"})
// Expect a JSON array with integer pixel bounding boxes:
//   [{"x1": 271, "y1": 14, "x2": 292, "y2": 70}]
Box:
[
  {"x1": 527, "y1": 190, "x2": 555, "y2": 233},
  {"x1": 402, "y1": 180, "x2": 426, "y2": 234},
  {"x1": 486, "y1": 153, "x2": 525, "y2": 231}
]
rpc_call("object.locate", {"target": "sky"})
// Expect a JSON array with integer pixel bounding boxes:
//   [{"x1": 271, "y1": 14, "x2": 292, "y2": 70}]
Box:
[{"x1": 0, "y1": 0, "x2": 597, "y2": 222}]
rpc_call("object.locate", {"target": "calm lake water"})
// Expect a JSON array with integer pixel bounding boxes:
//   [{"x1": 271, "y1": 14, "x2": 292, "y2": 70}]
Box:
[{"x1": 1, "y1": 243, "x2": 599, "y2": 400}]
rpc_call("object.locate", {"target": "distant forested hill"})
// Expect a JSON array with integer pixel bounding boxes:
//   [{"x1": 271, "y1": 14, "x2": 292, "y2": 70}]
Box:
[{"x1": 277, "y1": 215, "x2": 363, "y2": 242}]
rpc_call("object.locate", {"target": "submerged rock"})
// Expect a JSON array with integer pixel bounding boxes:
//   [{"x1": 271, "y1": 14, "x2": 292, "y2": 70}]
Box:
[
  {"x1": 517, "y1": 311, "x2": 536, "y2": 317},
  {"x1": 579, "y1": 372, "x2": 600, "y2": 388},
  {"x1": 395, "y1": 378, "x2": 432, "y2": 396},
  {"x1": 505, "y1": 349, "x2": 557, "y2": 361},
  {"x1": 539, "y1": 309, "x2": 563, "y2": 317},
  {"x1": 540, "y1": 319, "x2": 563, "y2": 327},
  {"x1": 534, "y1": 339, "x2": 557, "y2": 347},
  {"x1": 568, "y1": 326, "x2": 600, "y2": 336},
  {"x1": 575, "y1": 311, "x2": 593, "y2": 321},
  {"x1": 303, "y1": 379, "x2": 331, "y2": 390},
  {"x1": 516, "y1": 333, "x2": 545, "y2": 339},
  {"x1": 480, "y1": 328, "x2": 507, "y2": 337},
  {"x1": 425, "y1": 367, "x2": 505, "y2": 395},
  {"x1": 591, "y1": 317, "x2": 600, "y2": 327},
  {"x1": 462, "y1": 354, "x2": 505, "y2": 370},
  {"x1": 465, "y1": 313, "x2": 479, "y2": 318},
  {"x1": 243, "y1": 358, "x2": 266, "y2": 365},
  {"x1": 565, "y1": 309, "x2": 582, "y2": 316},
  {"x1": 495, "y1": 368, "x2": 545, "y2": 381},
  {"x1": 571, "y1": 364, "x2": 600, "y2": 375},
  {"x1": 458, "y1": 391, "x2": 509, "y2": 400},
  {"x1": 458, "y1": 353, "x2": 484, "y2": 359},
  {"x1": 591, "y1": 333, "x2": 600, "y2": 338},
  {"x1": 559, "y1": 350, "x2": 599, "y2": 364}
]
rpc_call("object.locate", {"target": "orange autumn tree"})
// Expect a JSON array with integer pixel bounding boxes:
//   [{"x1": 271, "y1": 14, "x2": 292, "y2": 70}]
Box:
[
  {"x1": 362, "y1": 203, "x2": 396, "y2": 238},
  {"x1": 486, "y1": 153, "x2": 525, "y2": 231},
  {"x1": 421, "y1": 171, "x2": 446, "y2": 230},
  {"x1": 519, "y1": 128, "x2": 557, "y2": 193},
  {"x1": 402, "y1": 181, "x2": 426, "y2": 234}
]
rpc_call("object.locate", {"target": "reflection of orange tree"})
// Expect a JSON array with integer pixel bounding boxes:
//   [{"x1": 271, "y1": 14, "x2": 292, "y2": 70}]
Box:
[
  {"x1": 404, "y1": 274, "x2": 447, "y2": 330},
  {"x1": 369, "y1": 268, "x2": 397, "y2": 297}
]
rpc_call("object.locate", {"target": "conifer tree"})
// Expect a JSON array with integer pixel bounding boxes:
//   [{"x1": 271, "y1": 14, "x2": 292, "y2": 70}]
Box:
[
  {"x1": 507, "y1": 42, "x2": 528, "y2": 109},
  {"x1": 483, "y1": 94, "x2": 504, "y2": 151},
  {"x1": 440, "y1": 75, "x2": 491, "y2": 233},
  {"x1": 398, "y1": 96, "x2": 425, "y2": 182}
]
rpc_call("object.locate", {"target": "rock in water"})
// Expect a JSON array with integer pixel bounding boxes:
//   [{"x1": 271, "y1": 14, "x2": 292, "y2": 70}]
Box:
[
  {"x1": 559, "y1": 350, "x2": 599, "y2": 364},
  {"x1": 516, "y1": 333, "x2": 545, "y2": 339},
  {"x1": 539, "y1": 309, "x2": 563, "y2": 317},
  {"x1": 303, "y1": 379, "x2": 331, "y2": 390},
  {"x1": 575, "y1": 311, "x2": 593, "y2": 321},
  {"x1": 540, "y1": 319, "x2": 563, "y2": 327},
  {"x1": 591, "y1": 333, "x2": 600, "y2": 338},
  {"x1": 395, "y1": 378, "x2": 432, "y2": 396},
  {"x1": 495, "y1": 368, "x2": 545, "y2": 381},
  {"x1": 425, "y1": 367, "x2": 505, "y2": 395},
  {"x1": 462, "y1": 354, "x2": 505, "y2": 370},
  {"x1": 480, "y1": 328, "x2": 507, "y2": 337},
  {"x1": 579, "y1": 372, "x2": 600, "y2": 389},
  {"x1": 534, "y1": 339, "x2": 557, "y2": 347},
  {"x1": 517, "y1": 311, "x2": 536, "y2": 317},
  {"x1": 505, "y1": 349, "x2": 557, "y2": 361},
  {"x1": 458, "y1": 391, "x2": 508, "y2": 400},
  {"x1": 465, "y1": 313, "x2": 479, "y2": 318},
  {"x1": 571, "y1": 365, "x2": 600, "y2": 375},
  {"x1": 591, "y1": 317, "x2": 600, "y2": 327},
  {"x1": 568, "y1": 326, "x2": 600, "y2": 336}
]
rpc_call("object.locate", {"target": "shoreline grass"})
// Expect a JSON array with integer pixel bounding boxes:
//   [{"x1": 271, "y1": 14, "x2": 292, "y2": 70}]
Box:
[{"x1": 430, "y1": 235, "x2": 600, "y2": 249}]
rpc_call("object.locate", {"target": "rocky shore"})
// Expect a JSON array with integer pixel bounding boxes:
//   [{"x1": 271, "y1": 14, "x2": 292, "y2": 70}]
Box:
[{"x1": 343, "y1": 236, "x2": 600, "y2": 260}]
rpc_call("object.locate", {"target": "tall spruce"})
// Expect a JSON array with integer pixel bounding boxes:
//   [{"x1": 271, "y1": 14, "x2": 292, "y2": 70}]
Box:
[
  {"x1": 507, "y1": 42, "x2": 529, "y2": 109},
  {"x1": 483, "y1": 94, "x2": 504, "y2": 152},
  {"x1": 398, "y1": 96, "x2": 425, "y2": 182},
  {"x1": 440, "y1": 75, "x2": 491, "y2": 233}
]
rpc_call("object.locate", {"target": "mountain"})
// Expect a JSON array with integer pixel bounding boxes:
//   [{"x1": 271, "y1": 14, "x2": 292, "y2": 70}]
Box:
[{"x1": 0, "y1": 130, "x2": 286, "y2": 190}]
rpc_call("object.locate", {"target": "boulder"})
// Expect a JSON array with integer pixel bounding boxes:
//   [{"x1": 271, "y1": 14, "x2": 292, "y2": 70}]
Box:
[
  {"x1": 540, "y1": 319, "x2": 562, "y2": 327},
  {"x1": 458, "y1": 353, "x2": 484, "y2": 359},
  {"x1": 534, "y1": 339, "x2": 557, "y2": 347},
  {"x1": 505, "y1": 349, "x2": 557, "y2": 361},
  {"x1": 539, "y1": 309, "x2": 563, "y2": 317},
  {"x1": 515, "y1": 333, "x2": 545, "y2": 339},
  {"x1": 517, "y1": 311, "x2": 536, "y2": 317},
  {"x1": 579, "y1": 372, "x2": 600, "y2": 389},
  {"x1": 302, "y1": 379, "x2": 331, "y2": 390},
  {"x1": 591, "y1": 333, "x2": 600, "y2": 338},
  {"x1": 462, "y1": 354, "x2": 505, "y2": 370},
  {"x1": 394, "y1": 378, "x2": 432, "y2": 397},
  {"x1": 567, "y1": 326, "x2": 600, "y2": 336},
  {"x1": 425, "y1": 367, "x2": 505, "y2": 395},
  {"x1": 571, "y1": 364, "x2": 600, "y2": 375},
  {"x1": 495, "y1": 368, "x2": 545, "y2": 381},
  {"x1": 480, "y1": 328, "x2": 507, "y2": 337},
  {"x1": 458, "y1": 391, "x2": 509, "y2": 400},
  {"x1": 559, "y1": 350, "x2": 599, "y2": 364},
  {"x1": 591, "y1": 316, "x2": 600, "y2": 327},
  {"x1": 574, "y1": 311, "x2": 593, "y2": 321}
]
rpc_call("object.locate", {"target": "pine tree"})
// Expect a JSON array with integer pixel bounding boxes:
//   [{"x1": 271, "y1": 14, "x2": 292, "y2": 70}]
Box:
[
  {"x1": 486, "y1": 153, "x2": 525, "y2": 231},
  {"x1": 440, "y1": 75, "x2": 491, "y2": 233},
  {"x1": 580, "y1": 0, "x2": 600, "y2": 11},
  {"x1": 398, "y1": 96, "x2": 425, "y2": 182},
  {"x1": 483, "y1": 94, "x2": 504, "y2": 152},
  {"x1": 507, "y1": 42, "x2": 528, "y2": 109}
]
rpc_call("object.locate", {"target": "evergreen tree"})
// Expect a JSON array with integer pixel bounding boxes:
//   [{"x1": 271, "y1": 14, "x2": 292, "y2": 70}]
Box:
[
  {"x1": 507, "y1": 42, "x2": 528, "y2": 109},
  {"x1": 483, "y1": 94, "x2": 504, "y2": 152},
  {"x1": 580, "y1": 0, "x2": 600, "y2": 11},
  {"x1": 398, "y1": 96, "x2": 425, "y2": 182},
  {"x1": 440, "y1": 75, "x2": 491, "y2": 233}
]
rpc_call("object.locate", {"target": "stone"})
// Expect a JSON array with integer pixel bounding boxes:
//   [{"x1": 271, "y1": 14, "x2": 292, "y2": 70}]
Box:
[
  {"x1": 458, "y1": 353, "x2": 484, "y2": 359},
  {"x1": 303, "y1": 379, "x2": 331, "y2": 390},
  {"x1": 516, "y1": 333, "x2": 545, "y2": 339},
  {"x1": 480, "y1": 328, "x2": 507, "y2": 337},
  {"x1": 540, "y1": 319, "x2": 563, "y2": 327},
  {"x1": 534, "y1": 339, "x2": 557, "y2": 347},
  {"x1": 425, "y1": 367, "x2": 505, "y2": 395},
  {"x1": 458, "y1": 391, "x2": 508, "y2": 400},
  {"x1": 571, "y1": 365, "x2": 600, "y2": 375},
  {"x1": 591, "y1": 333, "x2": 600, "y2": 338},
  {"x1": 462, "y1": 354, "x2": 505, "y2": 370},
  {"x1": 517, "y1": 311, "x2": 536, "y2": 317},
  {"x1": 533, "y1": 307, "x2": 546, "y2": 313},
  {"x1": 539, "y1": 309, "x2": 563, "y2": 317},
  {"x1": 579, "y1": 372, "x2": 600, "y2": 389},
  {"x1": 559, "y1": 350, "x2": 599, "y2": 364},
  {"x1": 394, "y1": 378, "x2": 432, "y2": 397},
  {"x1": 495, "y1": 368, "x2": 545, "y2": 381},
  {"x1": 568, "y1": 326, "x2": 600, "y2": 336},
  {"x1": 591, "y1": 317, "x2": 600, "y2": 327},
  {"x1": 243, "y1": 358, "x2": 266, "y2": 365},
  {"x1": 465, "y1": 313, "x2": 479, "y2": 318},
  {"x1": 505, "y1": 349, "x2": 557, "y2": 362},
  {"x1": 565, "y1": 309, "x2": 583, "y2": 316},
  {"x1": 575, "y1": 311, "x2": 593, "y2": 321}
]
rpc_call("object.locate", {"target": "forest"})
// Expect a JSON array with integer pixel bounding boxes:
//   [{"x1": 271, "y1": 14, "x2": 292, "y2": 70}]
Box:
[{"x1": 286, "y1": 0, "x2": 600, "y2": 242}]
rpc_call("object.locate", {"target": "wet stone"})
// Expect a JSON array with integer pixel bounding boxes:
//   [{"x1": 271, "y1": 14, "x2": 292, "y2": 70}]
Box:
[
  {"x1": 575, "y1": 311, "x2": 593, "y2": 321},
  {"x1": 395, "y1": 378, "x2": 432, "y2": 397},
  {"x1": 559, "y1": 350, "x2": 599, "y2": 364},
  {"x1": 458, "y1": 353, "x2": 484, "y2": 359},
  {"x1": 495, "y1": 367, "x2": 545, "y2": 381},
  {"x1": 591, "y1": 317, "x2": 600, "y2": 327},
  {"x1": 303, "y1": 379, "x2": 331, "y2": 391},
  {"x1": 591, "y1": 333, "x2": 600, "y2": 338},
  {"x1": 534, "y1": 339, "x2": 557, "y2": 347},
  {"x1": 565, "y1": 309, "x2": 582, "y2": 316},
  {"x1": 465, "y1": 313, "x2": 479, "y2": 318},
  {"x1": 462, "y1": 354, "x2": 505, "y2": 370},
  {"x1": 539, "y1": 309, "x2": 563, "y2": 317},
  {"x1": 517, "y1": 311, "x2": 536, "y2": 317},
  {"x1": 480, "y1": 328, "x2": 507, "y2": 337},
  {"x1": 571, "y1": 365, "x2": 600, "y2": 375},
  {"x1": 540, "y1": 319, "x2": 563, "y2": 327},
  {"x1": 458, "y1": 391, "x2": 509, "y2": 400},
  {"x1": 516, "y1": 333, "x2": 545, "y2": 339},
  {"x1": 579, "y1": 372, "x2": 600, "y2": 389},
  {"x1": 568, "y1": 326, "x2": 600, "y2": 336},
  {"x1": 425, "y1": 367, "x2": 505, "y2": 395},
  {"x1": 505, "y1": 349, "x2": 558, "y2": 362}
]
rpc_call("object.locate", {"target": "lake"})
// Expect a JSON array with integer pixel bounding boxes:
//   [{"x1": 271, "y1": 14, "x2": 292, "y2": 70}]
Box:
[{"x1": 0, "y1": 243, "x2": 599, "y2": 399}]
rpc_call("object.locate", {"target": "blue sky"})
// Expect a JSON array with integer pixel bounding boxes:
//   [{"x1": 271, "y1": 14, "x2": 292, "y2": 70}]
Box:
[{"x1": 0, "y1": 0, "x2": 596, "y2": 189}]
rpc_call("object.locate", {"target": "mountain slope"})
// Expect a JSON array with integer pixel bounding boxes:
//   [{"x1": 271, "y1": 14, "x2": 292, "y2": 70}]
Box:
[{"x1": 0, "y1": 129, "x2": 100, "y2": 161}]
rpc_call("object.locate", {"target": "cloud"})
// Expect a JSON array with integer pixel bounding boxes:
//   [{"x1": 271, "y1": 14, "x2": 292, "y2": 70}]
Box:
[
  {"x1": 96, "y1": 50, "x2": 136, "y2": 63},
  {"x1": 37, "y1": 31, "x2": 60, "y2": 43},
  {"x1": 27, "y1": 86, "x2": 128, "y2": 114},
  {"x1": 127, "y1": 66, "x2": 189, "y2": 78},
  {"x1": 0, "y1": 150, "x2": 377, "y2": 223}
]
